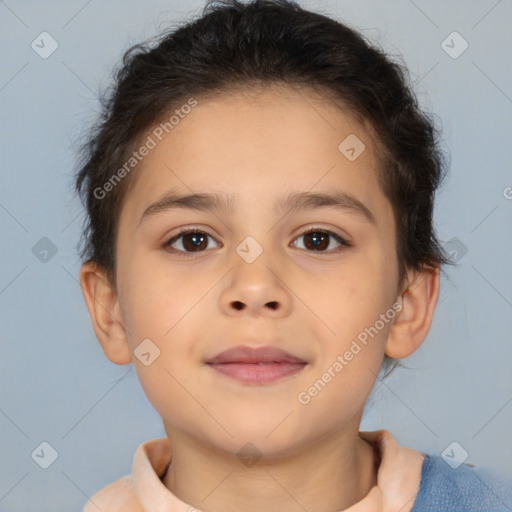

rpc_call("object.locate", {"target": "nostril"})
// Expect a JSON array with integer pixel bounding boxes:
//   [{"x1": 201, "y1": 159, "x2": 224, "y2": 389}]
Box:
[{"x1": 230, "y1": 301, "x2": 278, "y2": 310}]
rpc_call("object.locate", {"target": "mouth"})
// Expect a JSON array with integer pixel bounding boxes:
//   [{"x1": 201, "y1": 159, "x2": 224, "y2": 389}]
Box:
[{"x1": 206, "y1": 345, "x2": 307, "y2": 385}]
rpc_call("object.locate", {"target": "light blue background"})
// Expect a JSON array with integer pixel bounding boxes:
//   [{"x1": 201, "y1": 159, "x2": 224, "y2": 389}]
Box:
[{"x1": 1, "y1": 1, "x2": 511, "y2": 510}]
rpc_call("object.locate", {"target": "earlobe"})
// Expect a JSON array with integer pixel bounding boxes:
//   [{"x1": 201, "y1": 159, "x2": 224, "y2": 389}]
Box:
[
  {"x1": 79, "y1": 262, "x2": 132, "y2": 365},
  {"x1": 385, "y1": 266, "x2": 440, "y2": 359}
]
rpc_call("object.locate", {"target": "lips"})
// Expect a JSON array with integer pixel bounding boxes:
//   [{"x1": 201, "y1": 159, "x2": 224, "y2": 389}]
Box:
[
  {"x1": 206, "y1": 345, "x2": 306, "y2": 365},
  {"x1": 206, "y1": 345, "x2": 307, "y2": 385}
]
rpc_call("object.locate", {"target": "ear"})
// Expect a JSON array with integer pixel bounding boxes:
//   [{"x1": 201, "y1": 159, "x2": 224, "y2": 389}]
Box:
[
  {"x1": 79, "y1": 261, "x2": 132, "y2": 365},
  {"x1": 385, "y1": 266, "x2": 440, "y2": 359}
]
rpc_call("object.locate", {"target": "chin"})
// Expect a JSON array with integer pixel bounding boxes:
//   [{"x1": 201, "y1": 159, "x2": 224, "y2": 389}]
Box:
[{"x1": 216, "y1": 424, "x2": 308, "y2": 460}]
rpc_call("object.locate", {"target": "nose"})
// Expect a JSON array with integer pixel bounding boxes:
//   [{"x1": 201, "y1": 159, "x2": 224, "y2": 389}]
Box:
[{"x1": 219, "y1": 252, "x2": 292, "y2": 318}]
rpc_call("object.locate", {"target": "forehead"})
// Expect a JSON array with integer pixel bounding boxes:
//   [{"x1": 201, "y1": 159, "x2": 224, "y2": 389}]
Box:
[{"x1": 120, "y1": 84, "x2": 389, "y2": 225}]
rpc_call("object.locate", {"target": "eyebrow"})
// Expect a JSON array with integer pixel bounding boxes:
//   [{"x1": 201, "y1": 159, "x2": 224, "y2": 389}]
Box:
[{"x1": 139, "y1": 190, "x2": 376, "y2": 225}]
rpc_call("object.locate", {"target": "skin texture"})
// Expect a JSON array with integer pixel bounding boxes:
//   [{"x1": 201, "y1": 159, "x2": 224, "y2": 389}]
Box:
[{"x1": 80, "y1": 84, "x2": 439, "y2": 512}]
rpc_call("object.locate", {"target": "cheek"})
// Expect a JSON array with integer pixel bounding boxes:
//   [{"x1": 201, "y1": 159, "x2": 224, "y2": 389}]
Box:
[
  {"x1": 311, "y1": 253, "x2": 396, "y2": 369},
  {"x1": 119, "y1": 252, "x2": 207, "y2": 343},
  {"x1": 299, "y1": 280, "x2": 393, "y2": 426},
  {"x1": 133, "y1": 354, "x2": 203, "y2": 432},
  {"x1": 319, "y1": 256, "x2": 394, "y2": 326}
]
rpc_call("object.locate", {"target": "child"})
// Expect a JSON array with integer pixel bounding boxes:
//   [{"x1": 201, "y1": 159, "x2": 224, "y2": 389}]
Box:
[{"x1": 75, "y1": 0, "x2": 512, "y2": 510}]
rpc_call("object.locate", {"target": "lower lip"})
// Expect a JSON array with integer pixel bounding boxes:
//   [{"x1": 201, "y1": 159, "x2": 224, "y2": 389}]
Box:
[{"x1": 207, "y1": 362, "x2": 306, "y2": 384}]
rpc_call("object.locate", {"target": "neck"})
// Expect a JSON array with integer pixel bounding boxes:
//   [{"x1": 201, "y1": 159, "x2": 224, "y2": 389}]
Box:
[{"x1": 162, "y1": 425, "x2": 378, "y2": 512}]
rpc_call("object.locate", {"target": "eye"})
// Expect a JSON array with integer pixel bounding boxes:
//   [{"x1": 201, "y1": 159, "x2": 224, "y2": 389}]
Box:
[
  {"x1": 162, "y1": 226, "x2": 350, "y2": 257},
  {"x1": 291, "y1": 228, "x2": 350, "y2": 253},
  {"x1": 163, "y1": 228, "x2": 220, "y2": 256}
]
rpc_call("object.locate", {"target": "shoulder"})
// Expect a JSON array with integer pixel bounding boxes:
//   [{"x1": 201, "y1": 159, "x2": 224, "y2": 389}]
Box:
[
  {"x1": 82, "y1": 437, "x2": 171, "y2": 511},
  {"x1": 83, "y1": 475, "x2": 140, "y2": 512},
  {"x1": 411, "y1": 454, "x2": 512, "y2": 512}
]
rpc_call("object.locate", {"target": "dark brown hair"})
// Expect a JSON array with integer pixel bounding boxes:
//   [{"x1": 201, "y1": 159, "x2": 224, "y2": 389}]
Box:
[{"x1": 75, "y1": 0, "x2": 450, "y2": 377}]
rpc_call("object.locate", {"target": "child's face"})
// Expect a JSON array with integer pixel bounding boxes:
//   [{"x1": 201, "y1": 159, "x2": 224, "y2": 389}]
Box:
[{"x1": 102, "y1": 85, "x2": 405, "y2": 454}]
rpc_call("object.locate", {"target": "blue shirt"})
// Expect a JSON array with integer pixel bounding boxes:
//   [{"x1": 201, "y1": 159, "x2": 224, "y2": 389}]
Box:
[{"x1": 411, "y1": 454, "x2": 512, "y2": 511}]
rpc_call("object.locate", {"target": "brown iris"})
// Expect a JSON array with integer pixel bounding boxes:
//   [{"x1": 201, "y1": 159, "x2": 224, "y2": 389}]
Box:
[
  {"x1": 303, "y1": 231, "x2": 329, "y2": 251},
  {"x1": 181, "y1": 232, "x2": 209, "y2": 252}
]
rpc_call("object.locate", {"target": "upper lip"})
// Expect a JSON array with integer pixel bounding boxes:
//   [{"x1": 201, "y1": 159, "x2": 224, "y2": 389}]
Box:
[{"x1": 206, "y1": 345, "x2": 306, "y2": 364}]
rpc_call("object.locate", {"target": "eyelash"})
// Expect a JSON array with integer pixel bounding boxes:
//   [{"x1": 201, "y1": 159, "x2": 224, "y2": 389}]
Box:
[{"x1": 162, "y1": 226, "x2": 351, "y2": 258}]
